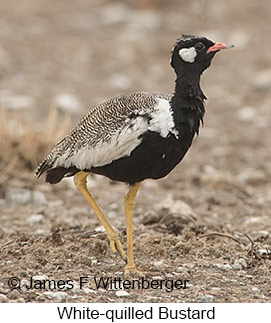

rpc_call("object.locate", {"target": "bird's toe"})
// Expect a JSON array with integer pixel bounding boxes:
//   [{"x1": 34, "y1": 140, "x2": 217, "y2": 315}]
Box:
[
  {"x1": 124, "y1": 265, "x2": 145, "y2": 277},
  {"x1": 109, "y1": 237, "x2": 126, "y2": 261}
]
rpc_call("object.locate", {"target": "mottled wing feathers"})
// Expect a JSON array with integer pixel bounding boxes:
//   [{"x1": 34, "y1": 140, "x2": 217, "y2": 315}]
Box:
[{"x1": 36, "y1": 92, "x2": 173, "y2": 179}]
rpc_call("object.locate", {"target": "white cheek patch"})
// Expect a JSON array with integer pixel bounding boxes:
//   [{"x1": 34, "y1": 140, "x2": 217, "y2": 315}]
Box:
[{"x1": 179, "y1": 47, "x2": 197, "y2": 63}]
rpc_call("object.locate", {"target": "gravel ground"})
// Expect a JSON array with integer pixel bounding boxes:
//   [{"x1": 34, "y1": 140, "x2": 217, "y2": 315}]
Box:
[{"x1": 0, "y1": 0, "x2": 271, "y2": 303}]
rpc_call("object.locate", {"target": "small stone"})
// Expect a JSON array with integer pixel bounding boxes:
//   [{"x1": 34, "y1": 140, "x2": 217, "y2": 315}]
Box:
[
  {"x1": 140, "y1": 211, "x2": 161, "y2": 225},
  {"x1": 244, "y1": 217, "x2": 262, "y2": 225},
  {"x1": 95, "y1": 226, "x2": 106, "y2": 233},
  {"x1": 165, "y1": 273, "x2": 174, "y2": 279},
  {"x1": 196, "y1": 294, "x2": 214, "y2": 302},
  {"x1": 91, "y1": 259, "x2": 98, "y2": 266},
  {"x1": 83, "y1": 288, "x2": 96, "y2": 294},
  {"x1": 26, "y1": 214, "x2": 44, "y2": 225},
  {"x1": 257, "y1": 230, "x2": 269, "y2": 239},
  {"x1": 211, "y1": 287, "x2": 221, "y2": 292},
  {"x1": 116, "y1": 290, "x2": 130, "y2": 297},
  {"x1": 32, "y1": 191, "x2": 47, "y2": 205},
  {"x1": 32, "y1": 275, "x2": 49, "y2": 281},
  {"x1": 257, "y1": 249, "x2": 270, "y2": 257},
  {"x1": 233, "y1": 259, "x2": 247, "y2": 270},
  {"x1": 252, "y1": 287, "x2": 259, "y2": 292},
  {"x1": 43, "y1": 291, "x2": 67, "y2": 301},
  {"x1": 215, "y1": 263, "x2": 232, "y2": 271},
  {"x1": 7, "y1": 188, "x2": 32, "y2": 205},
  {"x1": 114, "y1": 271, "x2": 123, "y2": 276},
  {"x1": 156, "y1": 198, "x2": 197, "y2": 219},
  {"x1": 17, "y1": 298, "x2": 26, "y2": 303},
  {"x1": 0, "y1": 294, "x2": 9, "y2": 302},
  {"x1": 233, "y1": 262, "x2": 242, "y2": 270},
  {"x1": 153, "y1": 260, "x2": 165, "y2": 269},
  {"x1": 176, "y1": 266, "x2": 189, "y2": 274}
]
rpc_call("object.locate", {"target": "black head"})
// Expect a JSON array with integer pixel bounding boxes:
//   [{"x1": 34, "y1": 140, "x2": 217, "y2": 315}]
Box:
[{"x1": 170, "y1": 35, "x2": 233, "y2": 75}]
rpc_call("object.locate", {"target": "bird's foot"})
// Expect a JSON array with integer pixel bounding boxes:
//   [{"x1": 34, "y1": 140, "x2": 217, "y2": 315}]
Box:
[
  {"x1": 124, "y1": 265, "x2": 144, "y2": 277},
  {"x1": 108, "y1": 233, "x2": 126, "y2": 261}
]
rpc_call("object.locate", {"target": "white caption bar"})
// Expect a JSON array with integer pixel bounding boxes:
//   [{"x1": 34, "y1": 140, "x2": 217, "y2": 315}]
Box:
[{"x1": 1, "y1": 303, "x2": 270, "y2": 322}]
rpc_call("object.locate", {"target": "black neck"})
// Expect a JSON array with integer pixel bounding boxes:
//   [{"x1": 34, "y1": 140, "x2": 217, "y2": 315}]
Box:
[
  {"x1": 173, "y1": 71, "x2": 205, "y2": 100},
  {"x1": 170, "y1": 71, "x2": 206, "y2": 135}
]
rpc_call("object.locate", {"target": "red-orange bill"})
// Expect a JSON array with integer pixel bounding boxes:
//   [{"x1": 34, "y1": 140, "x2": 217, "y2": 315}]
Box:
[{"x1": 207, "y1": 42, "x2": 234, "y2": 54}]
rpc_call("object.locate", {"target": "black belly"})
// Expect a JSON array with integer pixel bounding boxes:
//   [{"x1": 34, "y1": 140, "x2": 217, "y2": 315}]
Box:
[{"x1": 89, "y1": 130, "x2": 195, "y2": 185}]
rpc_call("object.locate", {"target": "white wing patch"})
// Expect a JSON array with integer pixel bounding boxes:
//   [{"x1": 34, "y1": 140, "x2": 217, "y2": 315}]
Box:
[
  {"x1": 55, "y1": 117, "x2": 149, "y2": 169},
  {"x1": 148, "y1": 98, "x2": 178, "y2": 138},
  {"x1": 179, "y1": 47, "x2": 197, "y2": 63}
]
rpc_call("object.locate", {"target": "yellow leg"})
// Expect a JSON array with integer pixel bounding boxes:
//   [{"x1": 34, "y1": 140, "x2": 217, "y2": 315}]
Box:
[
  {"x1": 74, "y1": 171, "x2": 126, "y2": 261},
  {"x1": 124, "y1": 182, "x2": 143, "y2": 275}
]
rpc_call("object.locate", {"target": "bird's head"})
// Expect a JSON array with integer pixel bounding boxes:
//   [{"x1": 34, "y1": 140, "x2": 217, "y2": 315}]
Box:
[{"x1": 170, "y1": 35, "x2": 234, "y2": 75}]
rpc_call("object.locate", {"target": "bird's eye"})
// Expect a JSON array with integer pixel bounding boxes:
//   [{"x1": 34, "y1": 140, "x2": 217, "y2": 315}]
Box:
[{"x1": 195, "y1": 42, "x2": 205, "y2": 52}]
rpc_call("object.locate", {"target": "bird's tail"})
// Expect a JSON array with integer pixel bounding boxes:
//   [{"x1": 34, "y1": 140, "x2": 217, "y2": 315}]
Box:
[{"x1": 35, "y1": 158, "x2": 78, "y2": 184}]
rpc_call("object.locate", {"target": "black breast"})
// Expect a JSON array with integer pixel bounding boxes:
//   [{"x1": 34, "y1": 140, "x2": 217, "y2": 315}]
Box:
[{"x1": 89, "y1": 127, "x2": 195, "y2": 185}]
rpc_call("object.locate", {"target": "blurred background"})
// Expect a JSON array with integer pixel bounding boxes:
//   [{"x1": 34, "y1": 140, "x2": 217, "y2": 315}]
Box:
[
  {"x1": 0, "y1": 0, "x2": 270, "y2": 303},
  {"x1": 0, "y1": 0, "x2": 270, "y2": 172}
]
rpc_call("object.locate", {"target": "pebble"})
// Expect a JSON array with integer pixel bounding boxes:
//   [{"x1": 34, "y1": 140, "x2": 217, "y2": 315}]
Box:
[
  {"x1": 70, "y1": 283, "x2": 83, "y2": 295},
  {"x1": 257, "y1": 249, "x2": 270, "y2": 257},
  {"x1": 140, "y1": 211, "x2": 161, "y2": 225},
  {"x1": 196, "y1": 294, "x2": 214, "y2": 303},
  {"x1": 17, "y1": 298, "x2": 26, "y2": 303},
  {"x1": 32, "y1": 275, "x2": 49, "y2": 281},
  {"x1": 215, "y1": 264, "x2": 232, "y2": 271},
  {"x1": 155, "y1": 197, "x2": 197, "y2": 218},
  {"x1": 115, "y1": 290, "x2": 130, "y2": 297},
  {"x1": 91, "y1": 259, "x2": 98, "y2": 266},
  {"x1": 244, "y1": 217, "x2": 262, "y2": 225},
  {"x1": 257, "y1": 230, "x2": 269, "y2": 239},
  {"x1": 211, "y1": 287, "x2": 221, "y2": 292},
  {"x1": 0, "y1": 294, "x2": 9, "y2": 302},
  {"x1": 233, "y1": 259, "x2": 247, "y2": 270},
  {"x1": 26, "y1": 214, "x2": 44, "y2": 225},
  {"x1": 6, "y1": 188, "x2": 47, "y2": 206},
  {"x1": 43, "y1": 291, "x2": 67, "y2": 301},
  {"x1": 251, "y1": 287, "x2": 260, "y2": 293},
  {"x1": 176, "y1": 266, "x2": 189, "y2": 274},
  {"x1": 32, "y1": 191, "x2": 47, "y2": 205},
  {"x1": 7, "y1": 188, "x2": 32, "y2": 205},
  {"x1": 95, "y1": 226, "x2": 106, "y2": 233},
  {"x1": 153, "y1": 260, "x2": 165, "y2": 270},
  {"x1": 83, "y1": 288, "x2": 96, "y2": 294}
]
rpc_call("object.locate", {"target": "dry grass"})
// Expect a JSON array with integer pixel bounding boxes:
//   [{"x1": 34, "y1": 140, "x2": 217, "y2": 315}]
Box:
[{"x1": 0, "y1": 108, "x2": 71, "y2": 182}]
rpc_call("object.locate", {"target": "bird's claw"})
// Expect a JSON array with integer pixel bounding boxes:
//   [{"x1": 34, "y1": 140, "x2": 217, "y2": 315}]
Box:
[
  {"x1": 108, "y1": 235, "x2": 126, "y2": 261},
  {"x1": 124, "y1": 265, "x2": 144, "y2": 277}
]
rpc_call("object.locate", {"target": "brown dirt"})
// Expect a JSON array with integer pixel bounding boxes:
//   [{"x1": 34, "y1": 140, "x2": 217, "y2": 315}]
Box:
[{"x1": 0, "y1": 0, "x2": 271, "y2": 303}]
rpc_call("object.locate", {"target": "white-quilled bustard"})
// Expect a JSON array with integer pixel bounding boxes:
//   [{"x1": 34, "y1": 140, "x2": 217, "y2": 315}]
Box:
[{"x1": 36, "y1": 35, "x2": 233, "y2": 274}]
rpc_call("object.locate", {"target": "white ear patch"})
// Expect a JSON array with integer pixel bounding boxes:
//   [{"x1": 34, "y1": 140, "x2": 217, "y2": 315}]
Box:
[{"x1": 179, "y1": 47, "x2": 197, "y2": 63}]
